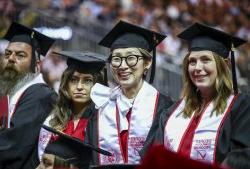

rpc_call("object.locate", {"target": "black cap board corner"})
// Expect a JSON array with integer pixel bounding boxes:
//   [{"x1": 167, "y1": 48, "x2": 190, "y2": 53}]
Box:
[{"x1": 42, "y1": 125, "x2": 111, "y2": 168}]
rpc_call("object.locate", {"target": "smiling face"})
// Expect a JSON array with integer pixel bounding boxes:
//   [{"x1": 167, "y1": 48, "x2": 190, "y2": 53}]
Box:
[
  {"x1": 188, "y1": 50, "x2": 218, "y2": 94},
  {"x1": 68, "y1": 71, "x2": 94, "y2": 104},
  {"x1": 110, "y1": 47, "x2": 152, "y2": 90}
]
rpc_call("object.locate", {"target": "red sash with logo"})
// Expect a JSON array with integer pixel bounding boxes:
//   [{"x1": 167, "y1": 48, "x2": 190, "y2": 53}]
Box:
[
  {"x1": 164, "y1": 95, "x2": 236, "y2": 164},
  {"x1": 98, "y1": 82, "x2": 159, "y2": 164}
]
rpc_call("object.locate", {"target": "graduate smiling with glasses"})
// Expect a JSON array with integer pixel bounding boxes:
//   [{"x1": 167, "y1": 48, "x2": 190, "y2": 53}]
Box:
[{"x1": 84, "y1": 20, "x2": 174, "y2": 166}]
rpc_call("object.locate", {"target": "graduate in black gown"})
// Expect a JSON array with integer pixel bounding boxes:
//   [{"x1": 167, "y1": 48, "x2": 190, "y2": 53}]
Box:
[
  {"x1": 140, "y1": 22, "x2": 250, "y2": 166},
  {"x1": 37, "y1": 51, "x2": 107, "y2": 169},
  {"x1": 84, "y1": 20, "x2": 173, "y2": 165},
  {"x1": 0, "y1": 22, "x2": 56, "y2": 169}
]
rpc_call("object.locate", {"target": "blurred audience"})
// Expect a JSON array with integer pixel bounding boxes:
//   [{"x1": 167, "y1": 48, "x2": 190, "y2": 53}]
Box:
[
  {"x1": 1, "y1": 0, "x2": 249, "y2": 90},
  {"x1": 41, "y1": 46, "x2": 67, "y2": 92}
]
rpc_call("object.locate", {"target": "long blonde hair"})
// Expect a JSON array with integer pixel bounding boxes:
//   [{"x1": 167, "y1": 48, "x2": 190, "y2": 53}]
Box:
[{"x1": 181, "y1": 52, "x2": 233, "y2": 117}]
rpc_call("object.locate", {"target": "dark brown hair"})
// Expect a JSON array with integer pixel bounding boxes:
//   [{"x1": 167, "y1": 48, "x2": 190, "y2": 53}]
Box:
[{"x1": 49, "y1": 67, "x2": 104, "y2": 131}]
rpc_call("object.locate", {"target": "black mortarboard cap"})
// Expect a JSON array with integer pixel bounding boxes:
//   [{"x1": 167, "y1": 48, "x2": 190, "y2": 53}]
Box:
[
  {"x1": 4, "y1": 22, "x2": 55, "y2": 56},
  {"x1": 42, "y1": 125, "x2": 111, "y2": 169},
  {"x1": 177, "y1": 22, "x2": 246, "y2": 58},
  {"x1": 91, "y1": 164, "x2": 139, "y2": 169},
  {"x1": 99, "y1": 20, "x2": 167, "y2": 83},
  {"x1": 178, "y1": 22, "x2": 247, "y2": 94},
  {"x1": 3, "y1": 22, "x2": 55, "y2": 72},
  {"x1": 53, "y1": 51, "x2": 107, "y2": 73},
  {"x1": 54, "y1": 51, "x2": 108, "y2": 85},
  {"x1": 99, "y1": 20, "x2": 166, "y2": 52}
]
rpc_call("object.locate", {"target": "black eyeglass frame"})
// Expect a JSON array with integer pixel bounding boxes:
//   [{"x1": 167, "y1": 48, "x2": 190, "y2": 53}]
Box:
[{"x1": 109, "y1": 54, "x2": 144, "y2": 68}]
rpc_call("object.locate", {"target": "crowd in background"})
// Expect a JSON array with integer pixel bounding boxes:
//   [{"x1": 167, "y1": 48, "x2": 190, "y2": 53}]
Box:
[{"x1": 0, "y1": 0, "x2": 250, "y2": 94}]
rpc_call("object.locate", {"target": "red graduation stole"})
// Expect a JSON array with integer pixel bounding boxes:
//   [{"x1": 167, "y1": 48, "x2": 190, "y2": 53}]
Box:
[
  {"x1": 0, "y1": 95, "x2": 9, "y2": 129},
  {"x1": 120, "y1": 108, "x2": 132, "y2": 163}
]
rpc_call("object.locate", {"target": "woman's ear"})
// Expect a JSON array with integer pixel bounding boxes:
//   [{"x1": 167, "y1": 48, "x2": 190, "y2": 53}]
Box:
[
  {"x1": 144, "y1": 58, "x2": 152, "y2": 70},
  {"x1": 224, "y1": 58, "x2": 231, "y2": 67},
  {"x1": 224, "y1": 57, "x2": 232, "y2": 68}
]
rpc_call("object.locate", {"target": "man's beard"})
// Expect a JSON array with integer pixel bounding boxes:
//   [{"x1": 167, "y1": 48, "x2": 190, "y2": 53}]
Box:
[
  {"x1": 0, "y1": 64, "x2": 34, "y2": 97},
  {"x1": 0, "y1": 63, "x2": 21, "y2": 79}
]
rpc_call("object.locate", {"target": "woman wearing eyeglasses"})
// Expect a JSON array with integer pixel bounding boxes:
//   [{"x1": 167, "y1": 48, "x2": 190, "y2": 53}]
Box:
[{"x1": 84, "y1": 20, "x2": 173, "y2": 165}]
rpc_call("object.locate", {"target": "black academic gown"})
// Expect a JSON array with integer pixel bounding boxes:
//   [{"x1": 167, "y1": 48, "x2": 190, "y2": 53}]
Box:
[
  {"x1": 81, "y1": 102, "x2": 97, "y2": 123},
  {"x1": 36, "y1": 102, "x2": 97, "y2": 169},
  {"x1": 140, "y1": 93, "x2": 250, "y2": 164},
  {"x1": 84, "y1": 93, "x2": 173, "y2": 165},
  {"x1": 0, "y1": 83, "x2": 57, "y2": 169}
]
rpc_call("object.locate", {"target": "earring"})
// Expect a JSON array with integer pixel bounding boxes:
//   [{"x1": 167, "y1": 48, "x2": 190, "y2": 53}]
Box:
[{"x1": 143, "y1": 69, "x2": 148, "y2": 76}]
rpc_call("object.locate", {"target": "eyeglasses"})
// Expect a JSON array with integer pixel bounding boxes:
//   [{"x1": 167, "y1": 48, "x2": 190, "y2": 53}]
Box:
[{"x1": 110, "y1": 55, "x2": 143, "y2": 68}]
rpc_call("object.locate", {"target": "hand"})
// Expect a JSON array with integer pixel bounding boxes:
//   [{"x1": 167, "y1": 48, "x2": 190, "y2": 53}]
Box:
[{"x1": 36, "y1": 153, "x2": 55, "y2": 169}]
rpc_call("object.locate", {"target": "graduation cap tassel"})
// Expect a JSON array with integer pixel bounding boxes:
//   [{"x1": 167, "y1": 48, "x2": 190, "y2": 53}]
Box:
[
  {"x1": 149, "y1": 34, "x2": 157, "y2": 84},
  {"x1": 230, "y1": 44, "x2": 238, "y2": 94},
  {"x1": 149, "y1": 48, "x2": 156, "y2": 84},
  {"x1": 103, "y1": 67, "x2": 108, "y2": 86},
  {"x1": 30, "y1": 32, "x2": 36, "y2": 73}
]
